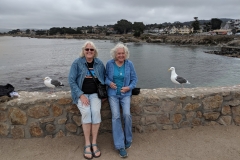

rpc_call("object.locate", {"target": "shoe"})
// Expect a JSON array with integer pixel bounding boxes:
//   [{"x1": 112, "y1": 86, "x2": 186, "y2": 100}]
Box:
[
  {"x1": 119, "y1": 148, "x2": 128, "y2": 158},
  {"x1": 92, "y1": 144, "x2": 101, "y2": 158},
  {"x1": 83, "y1": 144, "x2": 93, "y2": 160},
  {"x1": 125, "y1": 141, "x2": 132, "y2": 149}
]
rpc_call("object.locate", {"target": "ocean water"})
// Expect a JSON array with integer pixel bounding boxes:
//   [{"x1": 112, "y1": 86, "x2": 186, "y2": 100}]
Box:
[{"x1": 0, "y1": 36, "x2": 240, "y2": 92}]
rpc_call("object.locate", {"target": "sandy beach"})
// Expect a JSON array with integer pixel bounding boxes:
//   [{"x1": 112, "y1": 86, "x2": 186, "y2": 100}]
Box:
[{"x1": 1, "y1": 125, "x2": 240, "y2": 160}]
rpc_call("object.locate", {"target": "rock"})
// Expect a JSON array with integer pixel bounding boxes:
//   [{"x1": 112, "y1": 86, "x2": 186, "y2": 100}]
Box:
[
  {"x1": 27, "y1": 106, "x2": 50, "y2": 119},
  {"x1": 226, "y1": 40, "x2": 240, "y2": 46},
  {"x1": 65, "y1": 123, "x2": 77, "y2": 133},
  {"x1": 184, "y1": 103, "x2": 201, "y2": 111},
  {"x1": 162, "y1": 125, "x2": 172, "y2": 130},
  {"x1": 145, "y1": 115, "x2": 157, "y2": 125},
  {"x1": 0, "y1": 111, "x2": 7, "y2": 122},
  {"x1": 157, "y1": 114, "x2": 170, "y2": 124},
  {"x1": 221, "y1": 106, "x2": 231, "y2": 115},
  {"x1": 57, "y1": 98, "x2": 72, "y2": 105},
  {"x1": 52, "y1": 104, "x2": 63, "y2": 117},
  {"x1": 173, "y1": 114, "x2": 182, "y2": 124},
  {"x1": 46, "y1": 124, "x2": 56, "y2": 134},
  {"x1": 58, "y1": 118, "x2": 67, "y2": 125},
  {"x1": 203, "y1": 112, "x2": 220, "y2": 120},
  {"x1": 8, "y1": 108, "x2": 27, "y2": 125},
  {"x1": 65, "y1": 105, "x2": 80, "y2": 114},
  {"x1": 72, "y1": 115, "x2": 81, "y2": 126},
  {"x1": 202, "y1": 95, "x2": 223, "y2": 111},
  {"x1": 55, "y1": 130, "x2": 65, "y2": 138},
  {"x1": 11, "y1": 126, "x2": 24, "y2": 139},
  {"x1": 218, "y1": 116, "x2": 232, "y2": 125},
  {"x1": 0, "y1": 123, "x2": 9, "y2": 136},
  {"x1": 145, "y1": 124, "x2": 158, "y2": 132},
  {"x1": 29, "y1": 123, "x2": 43, "y2": 137}
]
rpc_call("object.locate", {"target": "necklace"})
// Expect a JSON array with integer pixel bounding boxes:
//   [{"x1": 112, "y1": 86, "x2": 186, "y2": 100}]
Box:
[
  {"x1": 118, "y1": 66, "x2": 122, "y2": 76},
  {"x1": 115, "y1": 62, "x2": 124, "y2": 76}
]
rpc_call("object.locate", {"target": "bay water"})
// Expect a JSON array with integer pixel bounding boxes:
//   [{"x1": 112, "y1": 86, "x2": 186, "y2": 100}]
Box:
[{"x1": 0, "y1": 36, "x2": 240, "y2": 92}]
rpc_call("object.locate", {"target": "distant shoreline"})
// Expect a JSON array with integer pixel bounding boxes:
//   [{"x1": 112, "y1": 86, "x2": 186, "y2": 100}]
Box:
[{"x1": 1, "y1": 34, "x2": 239, "y2": 46}]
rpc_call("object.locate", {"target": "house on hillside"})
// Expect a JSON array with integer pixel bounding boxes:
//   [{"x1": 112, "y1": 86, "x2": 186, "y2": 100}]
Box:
[
  {"x1": 233, "y1": 19, "x2": 240, "y2": 29},
  {"x1": 81, "y1": 29, "x2": 88, "y2": 34},
  {"x1": 169, "y1": 26, "x2": 178, "y2": 34},
  {"x1": 162, "y1": 27, "x2": 171, "y2": 34},
  {"x1": 223, "y1": 19, "x2": 240, "y2": 30},
  {"x1": 147, "y1": 28, "x2": 160, "y2": 33},
  {"x1": 92, "y1": 26, "x2": 101, "y2": 34},
  {"x1": 178, "y1": 25, "x2": 193, "y2": 34},
  {"x1": 222, "y1": 21, "x2": 235, "y2": 30},
  {"x1": 106, "y1": 27, "x2": 116, "y2": 34}
]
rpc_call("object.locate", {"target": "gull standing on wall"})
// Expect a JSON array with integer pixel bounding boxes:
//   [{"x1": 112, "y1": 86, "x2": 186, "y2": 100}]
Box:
[
  {"x1": 43, "y1": 77, "x2": 64, "y2": 93},
  {"x1": 168, "y1": 67, "x2": 190, "y2": 89}
]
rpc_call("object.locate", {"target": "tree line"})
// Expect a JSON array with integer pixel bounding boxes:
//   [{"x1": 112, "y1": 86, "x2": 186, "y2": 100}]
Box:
[
  {"x1": 191, "y1": 18, "x2": 223, "y2": 32},
  {"x1": 4, "y1": 18, "x2": 224, "y2": 36}
]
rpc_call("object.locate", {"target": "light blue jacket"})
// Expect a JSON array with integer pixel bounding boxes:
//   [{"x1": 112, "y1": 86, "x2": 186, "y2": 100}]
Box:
[
  {"x1": 68, "y1": 57, "x2": 105, "y2": 104},
  {"x1": 105, "y1": 59, "x2": 138, "y2": 96}
]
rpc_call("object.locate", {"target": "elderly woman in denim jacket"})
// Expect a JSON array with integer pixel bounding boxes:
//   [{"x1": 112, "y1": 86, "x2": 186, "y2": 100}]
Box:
[
  {"x1": 68, "y1": 41, "x2": 105, "y2": 159},
  {"x1": 105, "y1": 43, "x2": 138, "y2": 158}
]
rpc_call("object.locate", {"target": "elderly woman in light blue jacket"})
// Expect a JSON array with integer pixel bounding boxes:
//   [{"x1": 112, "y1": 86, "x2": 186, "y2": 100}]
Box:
[
  {"x1": 105, "y1": 43, "x2": 138, "y2": 158},
  {"x1": 68, "y1": 41, "x2": 105, "y2": 159}
]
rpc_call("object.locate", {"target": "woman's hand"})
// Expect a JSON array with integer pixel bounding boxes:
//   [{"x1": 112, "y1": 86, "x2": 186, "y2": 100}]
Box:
[
  {"x1": 121, "y1": 86, "x2": 130, "y2": 93},
  {"x1": 80, "y1": 94, "x2": 89, "y2": 106},
  {"x1": 110, "y1": 82, "x2": 117, "y2": 89}
]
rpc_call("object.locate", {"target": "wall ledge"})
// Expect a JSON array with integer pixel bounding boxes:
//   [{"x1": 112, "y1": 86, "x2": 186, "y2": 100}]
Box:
[{"x1": 1, "y1": 86, "x2": 240, "y2": 139}]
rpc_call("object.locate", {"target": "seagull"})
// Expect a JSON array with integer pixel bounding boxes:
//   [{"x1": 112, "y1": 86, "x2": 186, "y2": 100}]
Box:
[
  {"x1": 168, "y1": 67, "x2": 190, "y2": 89},
  {"x1": 43, "y1": 77, "x2": 64, "y2": 93}
]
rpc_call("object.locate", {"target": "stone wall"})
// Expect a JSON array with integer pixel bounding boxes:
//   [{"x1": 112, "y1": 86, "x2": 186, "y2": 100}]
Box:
[{"x1": 1, "y1": 86, "x2": 240, "y2": 139}]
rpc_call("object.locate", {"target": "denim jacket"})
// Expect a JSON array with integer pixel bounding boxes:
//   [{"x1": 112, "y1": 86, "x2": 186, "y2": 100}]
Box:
[
  {"x1": 105, "y1": 59, "x2": 138, "y2": 96},
  {"x1": 68, "y1": 57, "x2": 105, "y2": 104}
]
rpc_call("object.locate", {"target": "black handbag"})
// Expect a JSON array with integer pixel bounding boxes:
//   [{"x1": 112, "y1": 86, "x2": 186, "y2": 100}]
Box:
[
  {"x1": 132, "y1": 87, "x2": 140, "y2": 95},
  {"x1": 0, "y1": 83, "x2": 14, "y2": 97},
  {"x1": 85, "y1": 63, "x2": 108, "y2": 99}
]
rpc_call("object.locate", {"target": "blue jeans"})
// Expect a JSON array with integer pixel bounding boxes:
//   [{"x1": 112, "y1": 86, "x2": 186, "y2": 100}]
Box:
[
  {"x1": 108, "y1": 95, "x2": 132, "y2": 150},
  {"x1": 77, "y1": 93, "x2": 101, "y2": 124}
]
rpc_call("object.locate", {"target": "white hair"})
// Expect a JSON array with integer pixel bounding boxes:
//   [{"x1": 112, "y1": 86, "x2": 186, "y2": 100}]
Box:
[
  {"x1": 110, "y1": 43, "x2": 130, "y2": 60},
  {"x1": 80, "y1": 41, "x2": 98, "y2": 58}
]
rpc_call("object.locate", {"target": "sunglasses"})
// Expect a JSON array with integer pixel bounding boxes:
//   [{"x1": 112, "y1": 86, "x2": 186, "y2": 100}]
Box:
[{"x1": 85, "y1": 48, "x2": 94, "y2": 51}]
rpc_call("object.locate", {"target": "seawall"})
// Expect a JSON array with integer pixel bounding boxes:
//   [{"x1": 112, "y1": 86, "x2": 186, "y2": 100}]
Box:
[{"x1": 1, "y1": 86, "x2": 240, "y2": 139}]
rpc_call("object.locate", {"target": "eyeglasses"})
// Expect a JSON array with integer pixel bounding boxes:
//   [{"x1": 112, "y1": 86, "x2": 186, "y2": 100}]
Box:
[{"x1": 85, "y1": 48, "x2": 94, "y2": 51}]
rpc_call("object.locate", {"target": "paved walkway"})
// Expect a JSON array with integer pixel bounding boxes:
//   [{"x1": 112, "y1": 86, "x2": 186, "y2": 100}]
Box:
[{"x1": 1, "y1": 125, "x2": 240, "y2": 160}]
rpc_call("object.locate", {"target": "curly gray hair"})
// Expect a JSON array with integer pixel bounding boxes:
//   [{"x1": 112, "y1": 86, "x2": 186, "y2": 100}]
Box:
[
  {"x1": 80, "y1": 41, "x2": 98, "y2": 58},
  {"x1": 110, "y1": 43, "x2": 130, "y2": 60}
]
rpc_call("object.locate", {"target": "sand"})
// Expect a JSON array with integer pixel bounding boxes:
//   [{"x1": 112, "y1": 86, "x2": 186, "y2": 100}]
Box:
[{"x1": 1, "y1": 125, "x2": 240, "y2": 160}]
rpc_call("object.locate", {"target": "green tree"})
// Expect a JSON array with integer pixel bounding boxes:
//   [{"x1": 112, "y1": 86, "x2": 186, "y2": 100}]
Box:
[
  {"x1": 173, "y1": 21, "x2": 183, "y2": 27},
  {"x1": 63, "y1": 27, "x2": 77, "y2": 34},
  {"x1": 8, "y1": 29, "x2": 21, "y2": 34},
  {"x1": 49, "y1": 27, "x2": 61, "y2": 35},
  {"x1": 191, "y1": 17, "x2": 200, "y2": 33},
  {"x1": 203, "y1": 22, "x2": 211, "y2": 32},
  {"x1": 132, "y1": 22, "x2": 145, "y2": 37},
  {"x1": 157, "y1": 24, "x2": 163, "y2": 29},
  {"x1": 76, "y1": 27, "x2": 83, "y2": 34},
  {"x1": 114, "y1": 19, "x2": 132, "y2": 34},
  {"x1": 211, "y1": 18, "x2": 222, "y2": 30},
  {"x1": 35, "y1": 30, "x2": 46, "y2": 35},
  {"x1": 26, "y1": 29, "x2": 30, "y2": 34}
]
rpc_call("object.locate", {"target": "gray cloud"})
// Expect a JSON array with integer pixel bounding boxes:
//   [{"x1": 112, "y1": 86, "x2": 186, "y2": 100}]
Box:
[{"x1": 0, "y1": 0, "x2": 239, "y2": 29}]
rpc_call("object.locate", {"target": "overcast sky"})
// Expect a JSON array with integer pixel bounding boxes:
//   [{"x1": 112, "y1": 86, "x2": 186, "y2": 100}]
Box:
[{"x1": 0, "y1": 0, "x2": 239, "y2": 30}]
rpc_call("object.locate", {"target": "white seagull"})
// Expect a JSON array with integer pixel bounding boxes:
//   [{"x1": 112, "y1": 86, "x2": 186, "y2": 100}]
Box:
[
  {"x1": 168, "y1": 67, "x2": 190, "y2": 89},
  {"x1": 43, "y1": 77, "x2": 64, "y2": 93}
]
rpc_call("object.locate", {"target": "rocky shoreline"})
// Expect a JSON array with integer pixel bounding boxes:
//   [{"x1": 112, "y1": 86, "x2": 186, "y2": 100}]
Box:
[
  {"x1": 204, "y1": 39, "x2": 240, "y2": 58},
  {"x1": 3, "y1": 34, "x2": 240, "y2": 57},
  {"x1": 8, "y1": 34, "x2": 239, "y2": 45}
]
